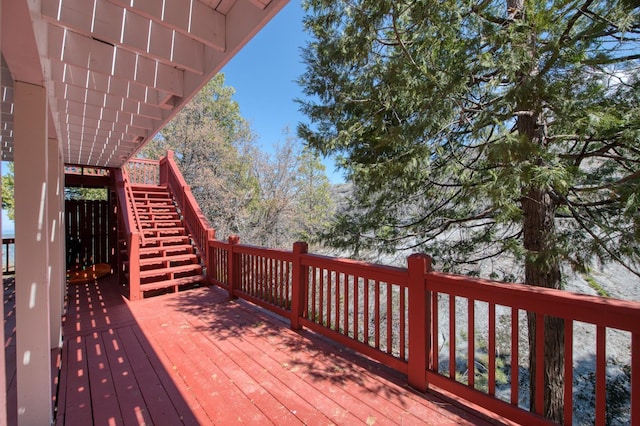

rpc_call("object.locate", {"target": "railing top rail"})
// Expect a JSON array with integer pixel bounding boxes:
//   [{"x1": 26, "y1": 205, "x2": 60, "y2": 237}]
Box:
[
  {"x1": 302, "y1": 252, "x2": 408, "y2": 283},
  {"x1": 229, "y1": 242, "x2": 294, "y2": 261},
  {"x1": 115, "y1": 167, "x2": 145, "y2": 244},
  {"x1": 162, "y1": 151, "x2": 214, "y2": 257},
  {"x1": 427, "y1": 271, "x2": 640, "y2": 332},
  {"x1": 127, "y1": 158, "x2": 160, "y2": 165}
]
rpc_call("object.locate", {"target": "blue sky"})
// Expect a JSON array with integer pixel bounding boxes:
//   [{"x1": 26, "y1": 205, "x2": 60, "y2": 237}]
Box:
[{"x1": 221, "y1": 2, "x2": 343, "y2": 183}]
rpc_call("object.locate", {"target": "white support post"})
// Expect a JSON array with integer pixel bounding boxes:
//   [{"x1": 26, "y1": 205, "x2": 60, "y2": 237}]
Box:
[
  {"x1": 48, "y1": 138, "x2": 64, "y2": 348},
  {"x1": 14, "y1": 80, "x2": 53, "y2": 425}
]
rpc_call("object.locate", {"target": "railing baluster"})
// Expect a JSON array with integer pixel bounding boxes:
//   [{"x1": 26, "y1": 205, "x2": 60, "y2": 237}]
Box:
[
  {"x1": 317, "y1": 268, "x2": 323, "y2": 324},
  {"x1": 353, "y1": 274, "x2": 359, "y2": 340},
  {"x1": 535, "y1": 314, "x2": 545, "y2": 415},
  {"x1": 270, "y1": 257, "x2": 275, "y2": 304},
  {"x1": 563, "y1": 318, "x2": 573, "y2": 425},
  {"x1": 311, "y1": 268, "x2": 317, "y2": 324},
  {"x1": 386, "y1": 281, "x2": 392, "y2": 354},
  {"x1": 334, "y1": 270, "x2": 340, "y2": 332},
  {"x1": 432, "y1": 292, "x2": 439, "y2": 373},
  {"x1": 375, "y1": 279, "x2": 380, "y2": 350},
  {"x1": 399, "y1": 285, "x2": 405, "y2": 360},
  {"x1": 364, "y1": 278, "x2": 370, "y2": 346},
  {"x1": 344, "y1": 273, "x2": 349, "y2": 337},
  {"x1": 596, "y1": 325, "x2": 606, "y2": 425},
  {"x1": 469, "y1": 300, "x2": 475, "y2": 389},
  {"x1": 449, "y1": 295, "x2": 456, "y2": 380},
  {"x1": 488, "y1": 302, "x2": 496, "y2": 396},
  {"x1": 510, "y1": 307, "x2": 518, "y2": 405},
  {"x1": 632, "y1": 333, "x2": 639, "y2": 426}
]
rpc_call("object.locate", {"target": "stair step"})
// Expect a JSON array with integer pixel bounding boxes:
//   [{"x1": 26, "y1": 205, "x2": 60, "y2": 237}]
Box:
[
  {"x1": 135, "y1": 201, "x2": 174, "y2": 208},
  {"x1": 140, "y1": 275, "x2": 205, "y2": 292},
  {"x1": 131, "y1": 184, "x2": 168, "y2": 191},
  {"x1": 132, "y1": 189, "x2": 170, "y2": 196},
  {"x1": 139, "y1": 213, "x2": 180, "y2": 220},
  {"x1": 143, "y1": 227, "x2": 185, "y2": 236},
  {"x1": 140, "y1": 264, "x2": 202, "y2": 279},
  {"x1": 136, "y1": 204, "x2": 175, "y2": 210},
  {"x1": 139, "y1": 244, "x2": 194, "y2": 256},
  {"x1": 140, "y1": 219, "x2": 182, "y2": 225},
  {"x1": 141, "y1": 235, "x2": 191, "y2": 246},
  {"x1": 138, "y1": 207, "x2": 178, "y2": 215},
  {"x1": 139, "y1": 253, "x2": 198, "y2": 266}
]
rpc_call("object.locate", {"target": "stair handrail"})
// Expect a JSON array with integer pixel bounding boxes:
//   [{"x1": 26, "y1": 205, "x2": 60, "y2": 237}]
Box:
[
  {"x1": 159, "y1": 150, "x2": 215, "y2": 263},
  {"x1": 114, "y1": 168, "x2": 142, "y2": 300},
  {"x1": 121, "y1": 167, "x2": 147, "y2": 245}
]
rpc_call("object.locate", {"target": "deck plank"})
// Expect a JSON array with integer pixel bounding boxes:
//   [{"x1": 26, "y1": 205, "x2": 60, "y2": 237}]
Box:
[
  {"x1": 116, "y1": 326, "x2": 188, "y2": 425},
  {"x1": 61, "y1": 335, "x2": 94, "y2": 425},
  {"x1": 129, "y1": 324, "x2": 208, "y2": 425},
  {"x1": 177, "y1": 301, "x2": 377, "y2": 424},
  {"x1": 139, "y1": 312, "x2": 274, "y2": 424},
  {"x1": 85, "y1": 331, "x2": 123, "y2": 424}
]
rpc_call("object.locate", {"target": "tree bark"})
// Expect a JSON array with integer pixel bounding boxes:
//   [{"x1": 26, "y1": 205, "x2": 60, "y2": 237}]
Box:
[{"x1": 519, "y1": 113, "x2": 565, "y2": 422}]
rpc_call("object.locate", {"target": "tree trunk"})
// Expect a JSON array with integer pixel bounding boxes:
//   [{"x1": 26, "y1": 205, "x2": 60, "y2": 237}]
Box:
[{"x1": 519, "y1": 113, "x2": 564, "y2": 422}]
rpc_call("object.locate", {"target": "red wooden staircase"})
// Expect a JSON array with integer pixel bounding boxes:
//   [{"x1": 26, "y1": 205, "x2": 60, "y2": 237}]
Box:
[
  {"x1": 116, "y1": 153, "x2": 215, "y2": 301},
  {"x1": 120, "y1": 184, "x2": 206, "y2": 299}
]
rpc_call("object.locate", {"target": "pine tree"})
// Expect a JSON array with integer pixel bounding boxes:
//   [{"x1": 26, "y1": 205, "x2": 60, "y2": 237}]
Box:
[
  {"x1": 297, "y1": 0, "x2": 640, "y2": 421},
  {"x1": 141, "y1": 74, "x2": 260, "y2": 240}
]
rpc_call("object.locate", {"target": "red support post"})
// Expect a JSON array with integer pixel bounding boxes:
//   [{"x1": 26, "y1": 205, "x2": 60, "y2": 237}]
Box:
[
  {"x1": 407, "y1": 253, "x2": 432, "y2": 392},
  {"x1": 205, "y1": 229, "x2": 216, "y2": 283},
  {"x1": 227, "y1": 235, "x2": 240, "y2": 299},
  {"x1": 290, "y1": 241, "x2": 309, "y2": 330},
  {"x1": 129, "y1": 232, "x2": 141, "y2": 301},
  {"x1": 159, "y1": 150, "x2": 173, "y2": 186}
]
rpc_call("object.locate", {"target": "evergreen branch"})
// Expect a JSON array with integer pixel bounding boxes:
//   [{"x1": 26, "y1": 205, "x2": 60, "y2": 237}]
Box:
[
  {"x1": 565, "y1": 196, "x2": 621, "y2": 208},
  {"x1": 452, "y1": 238, "x2": 519, "y2": 265},
  {"x1": 563, "y1": 197, "x2": 640, "y2": 278},
  {"x1": 583, "y1": 54, "x2": 640, "y2": 65},
  {"x1": 571, "y1": 170, "x2": 640, "y2": 192}
]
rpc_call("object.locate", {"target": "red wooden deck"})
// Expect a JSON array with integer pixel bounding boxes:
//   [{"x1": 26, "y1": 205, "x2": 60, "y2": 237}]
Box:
[{"x1": 6, "y1": 274, "x2": 512, "y2": 425}]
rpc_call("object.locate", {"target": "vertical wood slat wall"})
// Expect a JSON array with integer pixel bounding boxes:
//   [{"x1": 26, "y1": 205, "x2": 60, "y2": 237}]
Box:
[{"x1": 65, "y1": 200, "x2": 114, "y2": 268}]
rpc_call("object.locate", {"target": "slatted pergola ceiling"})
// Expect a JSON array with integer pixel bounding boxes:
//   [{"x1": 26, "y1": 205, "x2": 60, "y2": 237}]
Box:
[{"x1": 1, "y1": 0, "x2": 287, "y2": 167}]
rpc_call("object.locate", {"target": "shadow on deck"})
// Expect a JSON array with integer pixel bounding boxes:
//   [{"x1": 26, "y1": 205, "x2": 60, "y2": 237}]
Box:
[{"x1": 5, "y1": 274, "x2": 510, "y2": 425}]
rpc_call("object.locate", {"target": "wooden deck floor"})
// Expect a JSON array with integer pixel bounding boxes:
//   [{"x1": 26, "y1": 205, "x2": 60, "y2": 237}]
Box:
[{"x1": 6, "y1": 274, "x2": 511, "y2": 425}]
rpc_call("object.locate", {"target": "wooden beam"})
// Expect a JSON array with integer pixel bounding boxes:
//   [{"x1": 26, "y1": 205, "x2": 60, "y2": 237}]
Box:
[
  {"x1": 53, "y1": 83, "x2": 166, "y2": 121},
  {"x1": 107, "y1": 0, "x2": 225, "y2": 52},
  {"x1": 48, "y1": 25, "x2": 184, "y2": 97},
  {"x1": 42, "y1": 0, "x2": 206, "y2": 75}
]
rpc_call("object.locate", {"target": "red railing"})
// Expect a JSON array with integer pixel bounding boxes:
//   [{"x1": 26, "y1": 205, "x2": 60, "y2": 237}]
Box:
[
  {"x1": 2, "y1": 238, "x2": 15, "y2": 274},
  {"x1": 159, "y1": 151, "x2": 215, "y2": 264},
  {"x1": 126, "y1": 158, "x2": 159, "y2": 185},
  {"x1": 114, "y1": 168, "x2": 141, "y2": 300},
  {"x1": 208, "y1": 236, "x2": 640, "y2": 425}
]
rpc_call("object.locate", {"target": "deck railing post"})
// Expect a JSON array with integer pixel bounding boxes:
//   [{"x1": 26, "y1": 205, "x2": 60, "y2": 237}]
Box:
[
  {"x1": 205, "y1": 229, "x2": 215, "y2": 283},
  {"x1": 227, "y1": 235, "x2": 240, "y2": 299},
  {"x1": 290, "y1": 241, "x2": 309, "y2": 330},
  {"x1": 407, "y1": 253, "x2": 432, "y2": 392},
  {"x1": 159, "y1": 150, "x2": 173, "y2": 186}
]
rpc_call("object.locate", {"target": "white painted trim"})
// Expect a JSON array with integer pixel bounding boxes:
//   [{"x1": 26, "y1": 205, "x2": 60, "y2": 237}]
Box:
[{"x1": 14, "y1": 80, "x2": 53, "y2": 425}]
